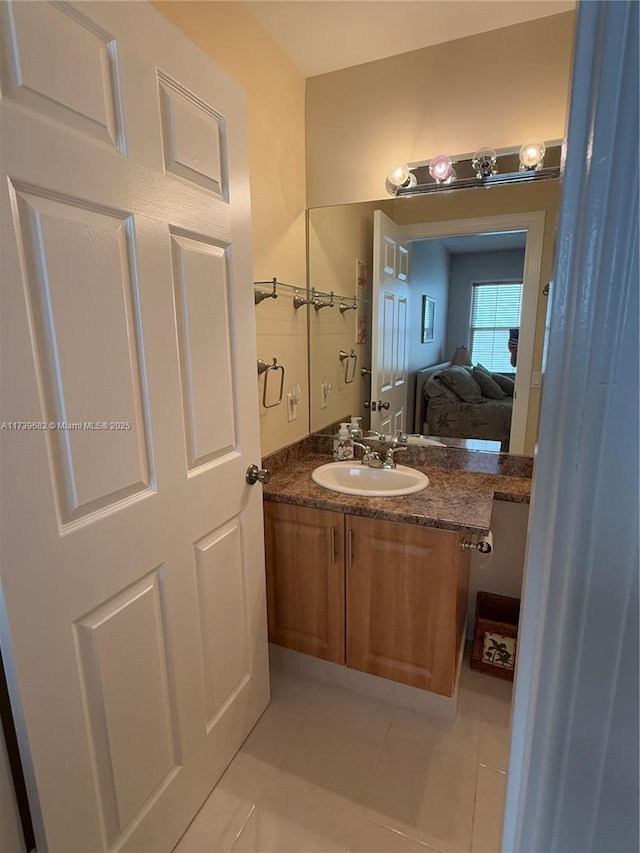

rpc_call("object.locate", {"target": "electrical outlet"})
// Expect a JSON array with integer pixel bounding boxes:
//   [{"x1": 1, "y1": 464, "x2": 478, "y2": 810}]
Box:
[
  {"x1": 320, "y1": 378, "x2": 331, "y2": 409},
  {"x1": 287, "y1": 384, "x2": 301, "y2": 422}
]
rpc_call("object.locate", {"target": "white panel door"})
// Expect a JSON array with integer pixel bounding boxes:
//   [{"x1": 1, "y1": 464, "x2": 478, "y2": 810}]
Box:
[
  {"x1": 371, "y1": 210, "x2": 411, "y2": 434},
  {"x1": 0, "y1": 2, "x2": 269, "y2": 851}
]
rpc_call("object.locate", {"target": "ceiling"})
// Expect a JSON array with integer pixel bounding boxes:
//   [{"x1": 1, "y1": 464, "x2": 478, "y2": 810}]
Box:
[{"x1": 243, "y1": 0, "x2": 575, "y2": 77}]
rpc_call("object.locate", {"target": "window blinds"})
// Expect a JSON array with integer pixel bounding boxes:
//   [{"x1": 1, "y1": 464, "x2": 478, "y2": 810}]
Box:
[{"x1": 470, "y1": 282, "x2": 523, "y2": 372}]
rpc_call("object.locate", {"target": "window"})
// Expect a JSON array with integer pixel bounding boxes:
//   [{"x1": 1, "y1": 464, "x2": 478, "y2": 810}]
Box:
[{"x1": 470, "y1": 282, "x2": 523, "y2": 372}]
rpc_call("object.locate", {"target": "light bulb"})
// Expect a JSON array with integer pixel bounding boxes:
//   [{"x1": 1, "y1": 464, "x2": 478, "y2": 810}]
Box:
[
  {"x1": 472, "y1": 147, "x2": 497, "y2": 178},
  {"x1": 519, "y1": 139, "x2": 546, "y2": 170},
  {"x1": 429, "y1": 154, "x2": 455, "y2": 184},
  {"x1": 387, "y1": 163, "x2": 413, "y2": 188}
]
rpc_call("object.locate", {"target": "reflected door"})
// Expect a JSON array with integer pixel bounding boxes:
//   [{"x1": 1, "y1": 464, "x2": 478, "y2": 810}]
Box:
[
  {"x1": 371, "y1": 210, "x2": 411, "y2": 434},
  {"x1": 0, "y1": 2, "x2": 268, "y2": 851}
]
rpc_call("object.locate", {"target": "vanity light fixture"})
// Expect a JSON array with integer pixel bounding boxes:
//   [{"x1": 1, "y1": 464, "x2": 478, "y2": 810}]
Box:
[
  {"x1": 428, "y1": 154, "x2": 456, "y2": 184},
  {"x1": 385, "y1": 162, "x2": 417, "y2": 193},
  {"x1": 519, "y1": 139, "x2": 546, "y2": 170},
  {"x1": 472, "y1": 147, "x2": 498, "y2": 178},
  {"x1": 384, "y1": 140, "x2": 561, "y2": 198}
]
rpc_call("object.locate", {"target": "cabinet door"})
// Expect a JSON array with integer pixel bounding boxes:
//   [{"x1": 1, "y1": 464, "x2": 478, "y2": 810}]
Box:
[
  {"x1": 346, "y1": 516, "x2": 469, "y2": 696},
  {"x1": 264, "y1": 503, "x2": 345, "y2": 664}
]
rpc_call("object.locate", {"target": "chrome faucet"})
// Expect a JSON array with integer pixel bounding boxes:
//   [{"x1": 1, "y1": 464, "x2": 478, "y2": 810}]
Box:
[
  {"x1": 383, "y1": 444, "x2": 408, "y2": 468},
  {"x1": 352, "y1": 441, "x2": 382, "y2": 467},
  {"x1": 353, "y1": 431, "x2": 408, "y2": 469}
]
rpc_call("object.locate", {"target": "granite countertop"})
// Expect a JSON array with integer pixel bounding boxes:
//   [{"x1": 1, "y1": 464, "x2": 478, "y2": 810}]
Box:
[{"x1": 262, "y1": 453, "x2": 531, "y2": 535}]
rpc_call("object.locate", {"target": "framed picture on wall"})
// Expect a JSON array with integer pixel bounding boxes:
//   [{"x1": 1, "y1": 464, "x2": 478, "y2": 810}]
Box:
[{"x1": 422, "y1": 295, "x2": 435, "y2": 343}]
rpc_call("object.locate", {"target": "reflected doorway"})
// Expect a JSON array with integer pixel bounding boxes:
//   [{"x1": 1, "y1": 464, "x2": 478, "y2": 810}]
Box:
[{"x1": 410, "y1": 230, "x2": 526, "y2": 451}]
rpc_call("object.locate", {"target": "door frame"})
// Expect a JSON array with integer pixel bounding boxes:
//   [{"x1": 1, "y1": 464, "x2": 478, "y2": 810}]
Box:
[{"x1": 403, "y1": 211, "x2": 545, "y2": 454}]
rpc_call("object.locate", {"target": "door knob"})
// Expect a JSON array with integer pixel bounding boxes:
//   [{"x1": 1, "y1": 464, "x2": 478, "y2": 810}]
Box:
[
  {"x1": 246, "y1": 465, "x2": 271, "y2": 485},
  {"x1": 378, "y1": 401, "x2": 390, "y2": 410}
]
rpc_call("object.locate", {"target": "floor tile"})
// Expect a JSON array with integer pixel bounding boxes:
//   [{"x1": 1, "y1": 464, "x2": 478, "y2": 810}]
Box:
[
  {"x1": 269, "y1": 667, "x2": 322, "y2": 704},
  {"x1": 350, "y1": 818, "x2": 436, "y2": 852},
  {"x1": 364, "y1": 734, "x2": 478, "y2": 853},
  {"x1": 459, "y1": 666, "x2": 513, "y2": 704},
  {"x1": 174, "y1": 754, "x2": 270, "y2": 853},
  {"x1": 471, "y1": 766, "x2": 507, "y2": 853},
  {"x1": 480, "y1": 694, "x2": 512, "y2": 728},
  {"x1": 279, "y1": 706, "x2": 385, "y2": 814},
  {"x1": 478, "y1": 719, "x2": 511, "y2": 773},
  {"x1": 312, "y1": 681, "x2": 395, "y2": 742},
  {"x1": 327, "y1": 665, "x2": 398, "y2": 704},
  {"x1": 239, "y1": 694, "x2": 309, "y2": 770},
  {"x1": 231, "y1": 773, "x2": 357, "y2": 852},
  {"x1": 184, "y1": 656, "x2": 513, "y2": 853},
  {"x1": 390, "y1": 706, "x2": 481, "y2": 762}
]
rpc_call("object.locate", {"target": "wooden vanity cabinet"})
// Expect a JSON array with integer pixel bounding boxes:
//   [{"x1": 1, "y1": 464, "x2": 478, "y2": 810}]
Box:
[
  {"x1": 263, "y1": 502, "x2": 345, "y2": 664},
  {"x1": 346, "y1": 515, "x2": 469, "y2": 696},
  {"x1": 263, "y1": 503, "x2": 470, "y2": 696}
]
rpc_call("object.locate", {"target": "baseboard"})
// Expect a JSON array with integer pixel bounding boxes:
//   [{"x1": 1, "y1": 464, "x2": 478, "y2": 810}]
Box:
[{"x1": 268, "y1": 644, "x2": 459, "y2": 721}]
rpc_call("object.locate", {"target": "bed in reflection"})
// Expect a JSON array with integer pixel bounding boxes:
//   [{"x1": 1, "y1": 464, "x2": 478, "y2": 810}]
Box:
[{"x1": 414, "y1": 361, "x2": 515, "y2": 451}]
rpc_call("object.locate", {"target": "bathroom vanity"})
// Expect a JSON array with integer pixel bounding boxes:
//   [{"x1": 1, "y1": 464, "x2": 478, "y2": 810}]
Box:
[
  {"x1": 265, "y1": 502, "x2": 469, "y2": 696},
  {"x1": 261, "y1": 446, "x2": 531, "y2": 700}
]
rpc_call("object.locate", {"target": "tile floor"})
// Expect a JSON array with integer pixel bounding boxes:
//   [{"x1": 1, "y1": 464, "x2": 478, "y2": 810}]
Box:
[{"x1": 174, "y1": 656, "x2": 512, "y2": 853}]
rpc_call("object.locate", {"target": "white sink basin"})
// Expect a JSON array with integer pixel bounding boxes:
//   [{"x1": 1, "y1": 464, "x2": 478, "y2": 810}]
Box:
[{"x1": 311, "y1": 462, "x2": 429, "y2": 497}]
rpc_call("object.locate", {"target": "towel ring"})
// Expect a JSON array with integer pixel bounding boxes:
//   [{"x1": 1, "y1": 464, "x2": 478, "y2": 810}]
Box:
[
  {"x1": 339, "y1": 349, "x2": 358, "y2": 384},
  {"x1": 257, "y1": 357, "x2": 285, "y2": 408}
]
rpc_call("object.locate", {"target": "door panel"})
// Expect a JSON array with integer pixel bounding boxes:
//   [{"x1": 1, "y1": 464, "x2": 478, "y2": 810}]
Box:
[
  {"x1": 1, "y1": 1, "x2": 123, "y2": 149},
  {"x1": 158, "y1": 72, "x2": 226, "y2": 197},
  {"x1": 12, "y1": 186, "x2": 152, "y2": 523},
  {"x1": 0, "y1": 3, "x2": 268, "y2": 851},
  {"x1": 346, "y1": 516, "x2": 469, "y2": 696},
  {"x1": 371, "y1": 210, "x2": 411, "y2": 433},
  {"x1": 194, "y1": 521, "x2": 250, "y2": 729},
  {"x1": 264, "y1": 503, "x2": 345, "y2": 664},
  {"x1": 75, "y1": 571, "x2": 179, "y2": 843},
  {"x1": 170, "y1": 232, "x2": 236, "y2": 470},
  {"x1": 397, "y1": 244, "x2": 409, "y2": 281}
]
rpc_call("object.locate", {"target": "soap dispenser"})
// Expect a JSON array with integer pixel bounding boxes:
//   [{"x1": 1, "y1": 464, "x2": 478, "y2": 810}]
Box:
[
  {"x1": 334, "y1": 422, "x2": 353, "y2": 461},
  {"x1": 349, "y1": 416, "x2": 363, "y2": 440}
]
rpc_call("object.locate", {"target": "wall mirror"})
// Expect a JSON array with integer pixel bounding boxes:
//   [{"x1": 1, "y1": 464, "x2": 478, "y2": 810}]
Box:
[{"x1": 307, "y1": 178, "x2": 562, "y2": 455}]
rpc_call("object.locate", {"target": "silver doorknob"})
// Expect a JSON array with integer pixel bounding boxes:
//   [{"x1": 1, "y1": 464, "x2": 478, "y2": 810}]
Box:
[
  {"x1": 246, "y1": 464, "x2": 271, "y2": 485},
  {"x1": 378, "y1": 401, "x2": 390, "y2": 410}
]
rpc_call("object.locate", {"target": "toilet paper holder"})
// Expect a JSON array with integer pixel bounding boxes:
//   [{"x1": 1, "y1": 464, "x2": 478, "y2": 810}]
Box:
[{"x1": 461, "y1": 534, "x2": 493, "y2": 554}]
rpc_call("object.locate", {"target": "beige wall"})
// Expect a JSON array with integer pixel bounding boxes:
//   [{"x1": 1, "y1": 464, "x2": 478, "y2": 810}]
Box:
[
  {"x1": 308, "y1": 201, "x2": 393, "y2": 431},
  {"x1": 468, "y1": 500, "x2": 530, "y2": 637},
  {"x1": 306, "y1": 12, "x2": 575, "y2": 207},
  {"x1": 153, "y1": 1, "x2": 309, "y2": 455}
]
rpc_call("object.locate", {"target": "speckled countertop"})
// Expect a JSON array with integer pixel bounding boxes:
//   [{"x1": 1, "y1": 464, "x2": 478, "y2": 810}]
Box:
[{"x1": 262, "y1": 453, "x2": 531, "y2": 535}]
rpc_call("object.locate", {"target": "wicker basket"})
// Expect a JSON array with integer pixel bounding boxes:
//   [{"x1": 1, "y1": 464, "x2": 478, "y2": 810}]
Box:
[{"x1": 471, "y1": 592, "x2": 521, "y2": 681}]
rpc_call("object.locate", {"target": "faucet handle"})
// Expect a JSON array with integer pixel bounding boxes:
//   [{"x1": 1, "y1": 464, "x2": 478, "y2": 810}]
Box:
[{"x1": 384, "y1": 444, "x2": 408, "y2": 467}]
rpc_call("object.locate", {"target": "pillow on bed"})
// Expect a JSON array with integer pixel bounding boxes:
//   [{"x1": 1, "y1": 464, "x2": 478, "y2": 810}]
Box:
[
  {"x1": 472, "y1": 367, "x2": 505, "y2": 400},
  {"x1": 424, "y1": 377, "x2": 460, "y2": 402},
  {"x1": 492, "y1": 373, "x2": 516, "y2": 396},
  {"x1": 437, "y1": 366, "x2": 484, "y2": 402}
]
